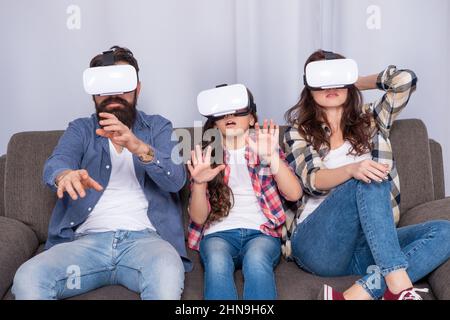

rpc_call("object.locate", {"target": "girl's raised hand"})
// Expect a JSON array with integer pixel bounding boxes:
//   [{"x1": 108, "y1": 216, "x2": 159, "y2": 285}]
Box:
[
  {"x1": 246, "y1": 119, "x2": 280, "y2": 164},
  {"x1": 187, "y1": 145, "x2": 226, "y2": 184}
]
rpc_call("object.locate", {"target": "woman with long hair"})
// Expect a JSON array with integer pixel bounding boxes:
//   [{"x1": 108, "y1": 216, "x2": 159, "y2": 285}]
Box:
[{"x1": 283, "y1": 50, "x2": 450, "y2": 300}]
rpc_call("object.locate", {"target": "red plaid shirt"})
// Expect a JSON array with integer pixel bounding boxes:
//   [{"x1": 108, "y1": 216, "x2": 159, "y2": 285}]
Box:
[{"x1": 187, "y1": 144, "x2": 288, "y2": 251}]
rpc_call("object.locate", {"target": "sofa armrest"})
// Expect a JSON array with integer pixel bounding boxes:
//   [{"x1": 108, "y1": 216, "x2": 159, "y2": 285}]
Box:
[
  {"x1": 0, "y1": 154, "x2": 5, "y2": 217},
  {"x1": 398, "y1": 197, "x2": 450, "y2": 228},
  {"x1": 0, "y1": 216, "x2": 39, "y2": 299},
  {"x1": 429, "y1": 139, "x2": 445, "y2": 200}
]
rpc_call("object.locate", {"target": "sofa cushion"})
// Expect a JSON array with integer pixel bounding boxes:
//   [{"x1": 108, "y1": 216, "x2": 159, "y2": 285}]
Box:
[
  {"x1": 0, "y1": 217, "x2": 39, "y2": 298},
  {"x1": 428, "y1": 259, "x2": 450, "y2": 300},
  {"x1": 398, "y1": 197, "x2": 450, "y2": 228},
  {"x1": 181, "y1": 248, "x2": 204, "y2": 299},
  {"x1": 182, "y1": 250, "x2": 435, "y2": 300},
  {"x1": 0, "y1": 155, "x2": 5, "y2": 217},
  {"x1": 389, "y1": 119, "x2": 435, "y2": 214},
  {"x1": 4, "y1": 131, "x2": 64, "y2": 242},
  {"x1": 429, "y1": 139, "x2": 445, "y2": 200}
]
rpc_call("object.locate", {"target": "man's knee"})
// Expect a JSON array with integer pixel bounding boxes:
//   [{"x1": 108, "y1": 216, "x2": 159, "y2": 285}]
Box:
[
  {"x1": 152, "y1": 248, "x2": 185, "y2": 276},
  {"x1": 12, "y1": 259, "x2": 55, "y2": 300},
  {"x1": 140, "y1": 247, "x2": 185, "y2": 300}
]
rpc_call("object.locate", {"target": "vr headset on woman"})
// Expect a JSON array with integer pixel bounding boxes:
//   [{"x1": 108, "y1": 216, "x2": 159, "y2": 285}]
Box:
[
  {"x1": 83, "y1": 50, "x2": 138, "y2": 96},
  {"x1": 304, "y1": 51, "x2": 358, "y2": 90},
  {"x1": 197, "y1": 84, "x2": 256, "y2": 120}
]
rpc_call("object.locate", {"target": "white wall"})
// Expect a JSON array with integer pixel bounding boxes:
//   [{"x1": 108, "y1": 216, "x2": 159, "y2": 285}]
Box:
[
  {"x1": 1, "y1": 0, "x2": 449, "y2": 195},
  {"x1": 331, "y1": 0, "x2": 450, "y2": 195},
  {"x1": 0, "y1": 0, "x2": 237, "y2": 146}
]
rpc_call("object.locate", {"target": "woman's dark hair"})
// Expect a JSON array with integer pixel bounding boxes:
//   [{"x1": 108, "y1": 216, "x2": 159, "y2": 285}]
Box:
[
  {"x1": 201, "y1": 89, "x2": 258, "y2": 224},
  {"x1": 89, "y1": 45, "x2": 140, "y2": 81},
  {"x1": 284, "y1": 50, "x2": 373, "y2": 156}
]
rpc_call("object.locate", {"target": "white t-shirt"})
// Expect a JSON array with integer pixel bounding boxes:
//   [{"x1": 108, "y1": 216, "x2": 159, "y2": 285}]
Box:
[
  {"x1": 76, "y1": 139, "x2": 155, "y2": 234},
  {"x1": 297, "y1": 141, "x2": 372, "y2": 224},
  {"x1": 204, "y1": 147, "x2": 268, "y2": 236}
]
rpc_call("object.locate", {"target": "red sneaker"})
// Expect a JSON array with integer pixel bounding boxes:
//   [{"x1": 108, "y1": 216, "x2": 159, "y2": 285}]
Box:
[
  {"x1": 319, "y1": 284, "x2": 346, "y2": 300},
  {"x1": 383, "y1": 287, "x2": 429, "y2": 300}
]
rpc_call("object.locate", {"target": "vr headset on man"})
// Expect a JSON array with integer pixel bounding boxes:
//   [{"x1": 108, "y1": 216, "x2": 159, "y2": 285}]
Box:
[
  {"x1": 83, "y1": 49, "x2": 138, "y2": 96},
  {"x1": 303, "y1": 50, "x2": 358, "y2": 90}
]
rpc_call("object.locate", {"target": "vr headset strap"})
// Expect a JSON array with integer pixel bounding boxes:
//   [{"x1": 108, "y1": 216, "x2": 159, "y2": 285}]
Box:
[
  {"x1": 322, "y1": 50, "x2": 339, "y2": 60},
  {"x1": 102, "y1": 50, "x2": 115, "y2": 66}
]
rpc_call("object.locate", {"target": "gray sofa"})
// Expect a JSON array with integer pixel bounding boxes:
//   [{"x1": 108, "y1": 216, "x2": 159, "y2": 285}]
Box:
[{"x1": 0, "y1": 119, "x2": 449, "y2": 300}]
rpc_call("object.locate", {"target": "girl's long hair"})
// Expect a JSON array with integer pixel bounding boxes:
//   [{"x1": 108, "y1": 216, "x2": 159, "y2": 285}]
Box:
[
  {"x1": 284, "y1": 50, "x2": 373, "y2": 155},
  {"x1": 201, "y1": 90, "x2": 258, "y2": 224}
]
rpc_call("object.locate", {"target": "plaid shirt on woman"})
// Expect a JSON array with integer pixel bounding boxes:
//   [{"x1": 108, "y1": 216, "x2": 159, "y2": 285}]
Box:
[
  {"x1": 282, "y1": 65, "x2": 417, "y2": 259},
  {"x1": 187, "y1": 142, "x2": 288, "y2": 251}
]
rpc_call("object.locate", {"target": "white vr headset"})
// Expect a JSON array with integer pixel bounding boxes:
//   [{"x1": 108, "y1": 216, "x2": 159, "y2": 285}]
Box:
[
  {"x1": 304, "y1": 52, "x2": 358, "y2": 90},
  {"x1": 197, "y1": 84, "x2": 256, "y2": 119},
  {"x1": 83, "y1": 50, "x2": 138, "y2": 96}
]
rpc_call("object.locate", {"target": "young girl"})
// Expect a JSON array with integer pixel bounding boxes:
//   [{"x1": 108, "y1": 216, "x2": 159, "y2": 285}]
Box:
[
  {"x1": 187, "y1": 87, "x2": 302, "y2": 300},
  {"x1": 284, "y1": 50, "x2": 450, "y2": 300}
]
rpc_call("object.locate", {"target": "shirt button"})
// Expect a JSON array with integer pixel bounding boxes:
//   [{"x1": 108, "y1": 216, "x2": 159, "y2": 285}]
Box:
[
  {"x1": 106, "y1": 165, "x2": 110, "y2": 169},
  {"x1": 167, "y1": 171, "x2": 171, "y2": 175},
  {"x1": 157, "y1": 160, "x2": 160, "y2": 164},
  {"x1": 88, "y1": 207, "x2": 92, "y2": 212},
  {"x1": 70, "y1": 222, "x2": 75, "y2": 226}
]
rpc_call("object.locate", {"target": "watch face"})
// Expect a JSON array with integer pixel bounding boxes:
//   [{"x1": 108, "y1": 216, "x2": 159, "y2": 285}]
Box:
[{"x1": 139, "y1": 146, "x2": 154, "y2": 162}]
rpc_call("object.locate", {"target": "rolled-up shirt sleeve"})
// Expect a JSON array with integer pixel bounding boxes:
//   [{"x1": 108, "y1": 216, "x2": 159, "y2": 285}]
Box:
[
  {"x1": 283, "y1": 125, "x2": 329, "y2": 196},
  {"x1": 43, "y1": 120, "x2": 85, "y2": 192},
  {"x1": 137, "y1": 116, "x2": 187, "y2": 193},
  {"x1": 364, "y1": 65, "x2": 418, "y2": 138}
]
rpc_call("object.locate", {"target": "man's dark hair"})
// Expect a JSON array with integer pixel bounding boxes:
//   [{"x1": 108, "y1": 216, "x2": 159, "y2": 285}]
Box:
[{"x1": 89, "y1": 45, "x2": 140, "y2": 80}]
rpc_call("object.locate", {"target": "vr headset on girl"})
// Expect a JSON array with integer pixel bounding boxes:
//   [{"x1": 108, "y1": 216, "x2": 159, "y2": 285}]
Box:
[
  {"x1": 303, "y1": 50, "x2": 358, "y2": 90},
  {"x1": 197, "y1": 84, "x2": 256, "y2": 120},
  {"x1": 83, "y1": 48, "x2": 138, "y2": 96}
]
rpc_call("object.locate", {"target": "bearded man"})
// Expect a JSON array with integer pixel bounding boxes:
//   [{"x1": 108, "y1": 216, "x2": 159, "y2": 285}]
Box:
[{"x1": 12, "y1": 46, "x2": 190, "y2": 300}]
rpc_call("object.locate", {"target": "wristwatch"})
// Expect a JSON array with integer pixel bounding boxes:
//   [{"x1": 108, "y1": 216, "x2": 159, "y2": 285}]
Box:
[{"x1": 138, "y1": 144, "x2": 155, "y2": 163}]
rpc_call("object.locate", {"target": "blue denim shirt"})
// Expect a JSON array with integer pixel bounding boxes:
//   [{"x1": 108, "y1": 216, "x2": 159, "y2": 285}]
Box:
[{"x1": 43, "y1": 110, "x2": 192, "y2": 272}]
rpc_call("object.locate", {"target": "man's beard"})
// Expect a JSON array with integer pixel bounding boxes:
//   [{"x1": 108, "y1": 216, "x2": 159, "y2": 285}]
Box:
[{"x1": 95, "y1": 94, "x2": 137, "y2": 129}]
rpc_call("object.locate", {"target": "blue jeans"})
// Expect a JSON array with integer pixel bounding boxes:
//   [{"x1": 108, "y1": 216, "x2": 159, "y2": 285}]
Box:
[
  {"x1": 12, "y1": 229, "x2": 185, "y2": 300},
  {"x1": 199, "y1": 229, "x2": 281, "y2": 300},
  {"x1": 291, "y1": 179, "x2": 450, "y2": 299}
]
